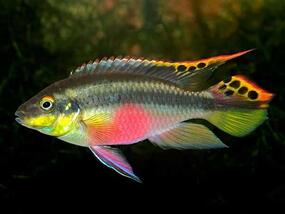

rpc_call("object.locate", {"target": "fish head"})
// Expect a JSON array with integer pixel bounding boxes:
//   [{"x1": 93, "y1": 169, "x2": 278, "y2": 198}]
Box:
[{"x1": 15, "y1": 86, "x2": 81, "y2": 137}]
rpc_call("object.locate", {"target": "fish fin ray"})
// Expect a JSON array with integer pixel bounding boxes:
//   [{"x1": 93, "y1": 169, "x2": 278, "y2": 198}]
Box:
[
  {"x1": 210, "y1": 75, "x2": 273, "y2": 107},
  {"x1": 70, "y1": 50, "x2": 253, "y2": 90},
  {"x1": 83, "y1": 112, "x2": 112, "y2": 127},
  {"x1": 83, "y1": 112, "x2": 115, "y2": 144},
  {"x1": 89, "y1": 145, "x2": 142, "y2": 183},
  {"x1": 148, "y1": 123, "x2": 227, "y2": 150},
  {"x1": 207, "y1": 109, "x2": 268, "y2": 137},
  {"x1": 206, "y1": 75, "x2": 273, "y2": 137}
]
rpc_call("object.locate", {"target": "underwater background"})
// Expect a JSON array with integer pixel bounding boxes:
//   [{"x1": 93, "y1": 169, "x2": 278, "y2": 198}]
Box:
[{"x1": 0, "y1": 0, "x2": 284, "y2": 213}]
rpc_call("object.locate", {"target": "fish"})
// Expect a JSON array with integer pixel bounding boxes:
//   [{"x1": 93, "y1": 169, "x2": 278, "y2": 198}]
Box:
[{"x1": 15, "y1": 50, "x2": 273, "y2": 182}]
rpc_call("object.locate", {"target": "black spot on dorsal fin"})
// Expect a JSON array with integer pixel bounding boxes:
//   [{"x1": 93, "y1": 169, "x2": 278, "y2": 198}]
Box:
[{"x1": 69, "y1": 50, "x2": 253, "y2": 91}]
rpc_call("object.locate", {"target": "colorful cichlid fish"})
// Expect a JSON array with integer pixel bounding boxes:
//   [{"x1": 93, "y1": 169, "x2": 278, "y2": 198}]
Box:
[{"x1": 15, "y1": 50, "x2": 273, "y2": 182}]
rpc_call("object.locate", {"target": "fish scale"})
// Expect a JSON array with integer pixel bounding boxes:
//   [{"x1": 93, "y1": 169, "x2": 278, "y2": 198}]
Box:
[
  {"x1": 71, "y1": 75, "x2": 209, "y2": 137},
  {"x1": 65, "y1": 74, "x2": 212, "y2": 111},
  {"x1": 15, "y1": 50, "x2": 273, "y2": 182}
]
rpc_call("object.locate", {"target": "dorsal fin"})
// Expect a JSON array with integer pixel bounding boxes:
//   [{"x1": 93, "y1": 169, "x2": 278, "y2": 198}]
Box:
[{"x1": 70, "y1": 50, "x2": 253, "y2": 90}]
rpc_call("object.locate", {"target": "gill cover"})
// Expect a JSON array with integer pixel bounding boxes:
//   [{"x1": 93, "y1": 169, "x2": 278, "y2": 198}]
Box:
[{"x1": 40, "y1": 100, "x2": 81, "y2": 137}]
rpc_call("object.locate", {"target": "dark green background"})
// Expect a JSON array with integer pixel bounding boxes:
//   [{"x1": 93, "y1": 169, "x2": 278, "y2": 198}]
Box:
[{"x1": 0, "y1": 0, "x2": 284, "y2": 213}]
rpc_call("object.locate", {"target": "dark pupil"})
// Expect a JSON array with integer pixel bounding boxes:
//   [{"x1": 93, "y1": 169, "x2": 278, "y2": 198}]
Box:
[{"x1": 43, "y1": 101, "x2": 51, "y2": 109}]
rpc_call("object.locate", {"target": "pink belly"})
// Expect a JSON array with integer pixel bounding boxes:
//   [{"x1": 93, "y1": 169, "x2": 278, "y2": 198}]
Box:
[
  {"x1": 109, "y1": 104, "x2": 151, "y2": 144},
  {"x1": 88, "y1": 104, "x2": 151, "y2": 145}
]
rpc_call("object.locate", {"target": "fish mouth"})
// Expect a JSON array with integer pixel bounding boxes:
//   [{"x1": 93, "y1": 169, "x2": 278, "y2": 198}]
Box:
[
  {"x1": 15, "y1": 110, "x2": 31, "y2": 128},
  {"x1": 14, "y1": 110, "x2": 46, "y2": 130},
  {"x1": 15, "y1": 117, "x2": 23, "y2": 125},
  {"x1": 15, "y1": 110, "x2": 25, "y2": 124}
]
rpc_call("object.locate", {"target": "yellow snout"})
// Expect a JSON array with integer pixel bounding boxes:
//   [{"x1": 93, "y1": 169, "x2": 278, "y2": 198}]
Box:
[
  {"x1": 23, "y1": 113, "x2": 79, "y2": 137},
  {"x1": 24, "y1": 115, "x2": 56, "y2": 127}
]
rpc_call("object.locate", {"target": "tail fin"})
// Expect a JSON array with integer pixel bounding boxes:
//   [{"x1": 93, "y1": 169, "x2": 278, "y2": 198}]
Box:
[{"x1": 206, "y1": 75, "x2": 273, "y2": 137}]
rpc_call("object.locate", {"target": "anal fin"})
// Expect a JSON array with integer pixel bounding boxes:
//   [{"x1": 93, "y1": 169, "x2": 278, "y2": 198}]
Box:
[
  {"x1": 148, "y1": 123, "x2": 227, "y2": 150},
  {"x1": 89, "y1": 145, "x2": 141, "y2": 182}
]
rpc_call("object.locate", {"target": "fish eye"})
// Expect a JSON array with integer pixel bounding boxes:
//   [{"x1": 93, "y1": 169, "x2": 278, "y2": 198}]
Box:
[{"x1": 40, "y1": 96, "x2": 54, "y2": 111}]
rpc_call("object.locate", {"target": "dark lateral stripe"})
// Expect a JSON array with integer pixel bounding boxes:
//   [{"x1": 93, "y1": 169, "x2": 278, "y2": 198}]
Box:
[
  {"x1": 79, "y1": 84, "x2": 215, "y2": 111},
  {"x1": 47, "y1": 73, "x2": 216, "y2": 111}
]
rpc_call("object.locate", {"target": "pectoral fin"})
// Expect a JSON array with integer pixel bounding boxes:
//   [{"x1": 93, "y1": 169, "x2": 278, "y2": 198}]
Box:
[{"x1": 89, "y1": 145, "x2": 141, "y2": 183}]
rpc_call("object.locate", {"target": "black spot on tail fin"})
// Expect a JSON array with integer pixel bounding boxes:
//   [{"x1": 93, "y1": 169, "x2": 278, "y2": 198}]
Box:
[{"x1": 206, "y1": 75, "x2": 274, "y2": 137}]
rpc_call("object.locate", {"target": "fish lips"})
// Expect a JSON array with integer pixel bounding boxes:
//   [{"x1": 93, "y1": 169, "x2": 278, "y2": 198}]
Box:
[
  {"x1": 15, "y1": 110, "x2": 33, "y2": 129},
  {"x1": 15, "y1": 110, "x2": 25, "y2": 124}
]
